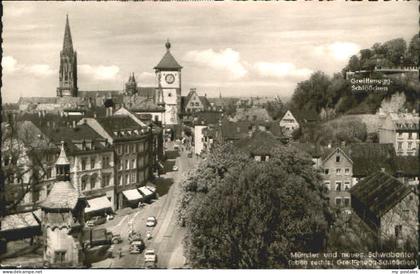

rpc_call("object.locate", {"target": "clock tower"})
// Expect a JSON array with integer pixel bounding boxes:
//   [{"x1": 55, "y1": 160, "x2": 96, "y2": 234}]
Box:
[{"x1": 154, "y1": 40, "x2": 182, "y2": 125}]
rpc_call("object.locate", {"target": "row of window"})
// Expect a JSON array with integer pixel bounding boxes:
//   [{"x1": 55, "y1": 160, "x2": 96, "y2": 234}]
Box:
[
  {"x1": 81, "y1": 173, "x2": 112, "y2": 191},
  {"x1": 116, "y1": 142, "x2": 148, "y2": 155},
  {"x1": 324, "y1": 181, "x2": 351, "y2": 191},
  {"x1": 81, "y1": 155, "x2": 112, "y2": 171},
  {"x1": 190, "y1": 102, "x2": 201, "y2": 107},
  {"x1": 118, "y1": 158, "x2": 137, "y2": 171},
  {"x1": 397, "y1": 141, "x2": 416, "y2": 150},
  {"x1": 324, "y1": 168, "x2": 351, "y2": 175},
  {"x1": 335, "y1": 197, "x2": 350, "y2": 207},
  {"x1": 118, "y1": 172, "x2": 138, "y2": 186},
  {"x1": 397, "y1": 132, "x2": 416, "y2": 139}
]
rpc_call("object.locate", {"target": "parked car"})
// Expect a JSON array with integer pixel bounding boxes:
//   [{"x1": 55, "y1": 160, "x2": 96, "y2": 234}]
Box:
[
  {"x1": 187, "y1": 152, "x2": 193, "y2": 158},
  {"x1": 111, "y1": 233, "x2": 122, "y2": 244},
  {"x1": 86, "y1": 216, "x2": 106, "y2": 227},
  {"x1": 106, "y1": 214, "x2": 114, "y2": 221},
  {"x1": 128, "y1": 231, "x2": 142, "y2": 243},
  {"x1": 144, "y1": 249, "x2": 157, "y2": 263},
  {"x1": 174, "y1": 145, "x2": 179, "y2": 150},
  {"x1": 172, "y1": 165, "x2": 178, "y2": 171},
  {"x1": 129, "y1": 240, "x2": 145, "y2": 254},
  {"x1": 144, "y1": 261, "x2": 156, "y2": 269},
  {"x1": 146, "y1": 217, "x2": 157, "y2": 227}
]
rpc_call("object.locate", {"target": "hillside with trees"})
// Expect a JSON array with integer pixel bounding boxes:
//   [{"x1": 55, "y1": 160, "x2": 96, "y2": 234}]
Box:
[
  {"x1": 178, "y1": 144, "x2": 333, "y2": 268},
  {"x1": 289, "y1": 34, "x2": 419, "y2": 117}
]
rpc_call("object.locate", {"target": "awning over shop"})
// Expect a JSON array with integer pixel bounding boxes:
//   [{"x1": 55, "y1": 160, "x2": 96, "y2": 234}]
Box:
[
  {"x1": 85, "y1": 196, "x2": 113, "y2": 214},
  {"x1": 138, "y1": 186, "x2": 153, "y2": 197},
  {"x1": 122, "y1": 189, "x2": 143, "y2": 201}
]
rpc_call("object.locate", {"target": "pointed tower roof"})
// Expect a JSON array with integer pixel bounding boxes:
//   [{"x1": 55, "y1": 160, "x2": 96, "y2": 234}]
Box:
[
  {"x1": 62, "y1": 14, "x2": 74, "y2": 54},
  {"x1": 154, "y1": 39, "x2": 182, "y2": 70},
  {"x1": 56, "y1": 141, "x2": 70, "y2": 166}
]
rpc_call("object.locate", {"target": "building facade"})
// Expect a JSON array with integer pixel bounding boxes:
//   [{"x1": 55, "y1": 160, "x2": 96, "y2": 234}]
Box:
[
  {"x1": 154, "y1": 40, "x2": 183, "y2": 125},
  {"x1": 279, "y1": 110, "x2": 300, "y2": 136},
  {"x1": 81, "y1": 115, "x2": 153, "y2": 209},
  {"x1": 379, "y1": 112, "x2": 419, "y2": 156},
  {"x1": 321, "y1": 147, "x2": 353, "y2": 208}
]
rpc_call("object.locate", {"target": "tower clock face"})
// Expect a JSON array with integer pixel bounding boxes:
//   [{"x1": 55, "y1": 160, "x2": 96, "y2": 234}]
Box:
[{"x1": 165, "y1": 74, "x2": 175, "y2": 84}]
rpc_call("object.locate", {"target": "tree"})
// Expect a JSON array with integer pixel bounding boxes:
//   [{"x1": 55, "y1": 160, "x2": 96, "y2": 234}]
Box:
[
  {"x1": 181, "y1": 144, "x2": 332, "y2": 268},
  {"x1": 290, "y1": 71, "x2": 331, "y2": 113},
  {"x1": 1, "y1": 116, "x2": 55, "y2": 214},
  {"x1": 382, "y1": 38, "x2": 407, "y2": 66},
  {"x1": 264, "y1": 98, "x2": 286, "y2": 120},
  {"x1": 406, "y1": 34, "x2": 420, "y2": 66}
]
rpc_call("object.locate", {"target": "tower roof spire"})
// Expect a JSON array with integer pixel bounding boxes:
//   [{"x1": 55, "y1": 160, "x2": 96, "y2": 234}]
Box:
[
  {"x1": 165, "y1": 39, "x2": 171, "y2": 51},
  {"x1": 56, "y1": 141, "x2": 70, "y2": 166},
  {"x1": 62, "y1": 14, "x2": 74, "y2": 54}
]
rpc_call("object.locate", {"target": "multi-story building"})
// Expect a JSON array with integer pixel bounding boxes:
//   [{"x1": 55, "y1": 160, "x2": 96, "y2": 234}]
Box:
[
  {"x1": 320, "y1": 147, "x2": 353, "y2": 208},
  {"x1": 379, "y1": 112, "x2": 419, "y2": 156},
  {"x1": 154, "y1": 40, "x2": 183, "y2": 126},
  {"x1": 182, "y1": 88, "x2": 211, "y2": 113},
  {"x1": 40, "y1": 124, "x2": 115, "y2": 213},
  {"x1": 81, "y1": 115, "x2": 153, "y2": 209}
]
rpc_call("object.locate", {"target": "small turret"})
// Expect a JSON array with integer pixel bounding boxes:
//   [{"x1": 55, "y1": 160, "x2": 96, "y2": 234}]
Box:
[{"x1": 56, "y1": 141, "x2": 70, "y2": 182}]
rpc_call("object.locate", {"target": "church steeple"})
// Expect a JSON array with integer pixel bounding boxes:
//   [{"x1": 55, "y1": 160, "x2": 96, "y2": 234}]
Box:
[
  {"x1": 125, "y1": 72, "x2": 138, "y2": 96},
  {"x1": 57, "y1": 15, "x2": 78, "y2": 97},
  {"x1": 62, "y1": 14, "x2": 74, "y2": 54}
]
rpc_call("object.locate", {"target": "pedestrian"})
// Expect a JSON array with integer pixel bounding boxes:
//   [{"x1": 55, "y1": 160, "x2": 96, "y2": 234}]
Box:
[{"x1": 118, "y1": 247, "x2": 122, "y2": 258}]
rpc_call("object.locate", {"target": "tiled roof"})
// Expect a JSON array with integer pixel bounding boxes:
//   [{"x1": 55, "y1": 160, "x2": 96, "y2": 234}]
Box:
[
  {"x1": 232, "y1": 107, "x2": 272, "y2": 122},
  {"x1": 154, "y1": 51, "x2": 182, "y2": 70},
  {"x1": 40, "y1": 124, "x2": 109, "y2": 154},
  {"x1": 137, "y1": 87, "x2": 156, "y2": 99},
  {"x1": 78, "y1": 90, "x2": 122, "y2": 98},
  {"x1": 129, "y1": 98, "x2": 164, "y2": 112},
  {"x1": 199, "y1": 96, "x2": 211, "y2": 110},
  {"x1": 1, "y1": 211, "x2": 40, "y2": 232},
  {"x1": 194, "y1": 111, "x2": 223, "y2": 125},
  {"x1": 348, "y1": 143, "x2": 397, "y2": 177},
  {"x1": 396, "y1": 156, "x2": 420, "y2": 176},
  {"x1": 41, "y1": 181, "x2": 80, "y2": 210},
  {"x1": 291, "y1": 142, "x2": 323, "y2": 158},
  {"x1": 96, "y1": 116, "x2": 148, "y2": 140},
  {"x1": 235, "y1": 131, "x2": 282, "y2": 156},
  {"x1": 350, "y1": 172, "x2": 412, "y2": 217}
]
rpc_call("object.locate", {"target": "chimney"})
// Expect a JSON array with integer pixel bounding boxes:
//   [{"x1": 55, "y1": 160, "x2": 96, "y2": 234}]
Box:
[{"x1": 72, "y1": 120, "x2": 76, "y2": 128}]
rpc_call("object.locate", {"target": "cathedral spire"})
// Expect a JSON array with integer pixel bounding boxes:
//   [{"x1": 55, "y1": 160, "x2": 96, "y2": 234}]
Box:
[
  {"x1": 57, "y1": 14, "x2": 78, "y2": 97},
  {"x1": 62, "y1": 14, "x2": 74, "y2": 54}
]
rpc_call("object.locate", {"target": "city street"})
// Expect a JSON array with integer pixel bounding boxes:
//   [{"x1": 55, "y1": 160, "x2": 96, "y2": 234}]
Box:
[{"x1": 92, "y1": 144, "x2": 198, "y2": 268}]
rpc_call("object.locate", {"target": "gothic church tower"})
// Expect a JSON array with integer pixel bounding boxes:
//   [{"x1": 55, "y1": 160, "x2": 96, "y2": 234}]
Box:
[{"x1": 57, "y1": 15, "x2": 78, "y2": 97}]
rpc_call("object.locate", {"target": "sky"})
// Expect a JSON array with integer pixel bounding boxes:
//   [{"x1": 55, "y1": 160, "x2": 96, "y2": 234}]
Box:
[{"x1": 2, "y1": 1, "x2": 418, "y2": 103}]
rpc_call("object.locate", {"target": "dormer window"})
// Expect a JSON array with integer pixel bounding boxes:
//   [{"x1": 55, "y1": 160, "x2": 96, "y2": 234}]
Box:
[
  {"x1": 113, "y1": 131, "x2": 118, "y2": 136},
  {"x1": 134, "y1": 129, "x2": 139, "y2": 135}
]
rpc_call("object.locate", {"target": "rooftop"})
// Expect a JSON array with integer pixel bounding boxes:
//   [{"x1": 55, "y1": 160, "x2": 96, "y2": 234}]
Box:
[
  {"x1": 235, "y1": 130, "x2": 282, "y2": 156},
  {"x1": 350, "y1": 171, "x2": 413, "y2": 218},
  {"x1": 41, "y1": 181, "x2": 80, "y2": 210}
]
